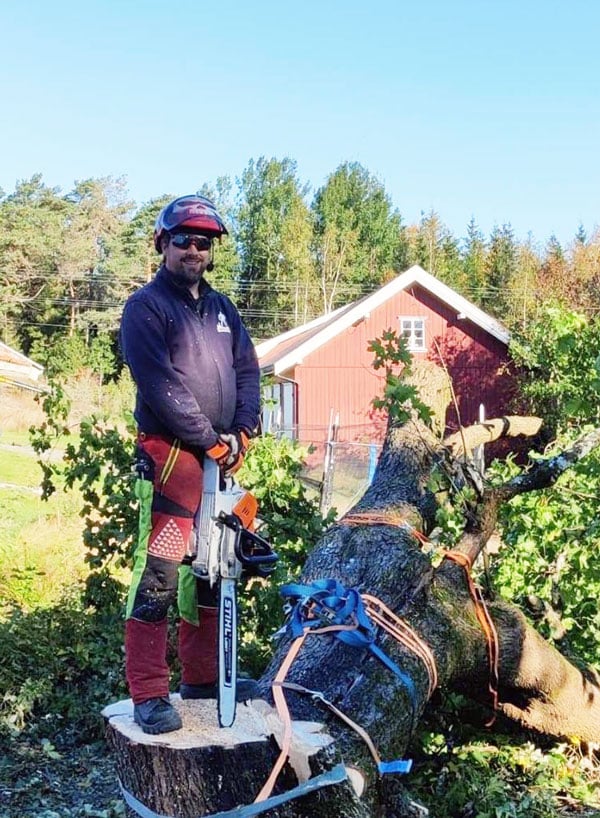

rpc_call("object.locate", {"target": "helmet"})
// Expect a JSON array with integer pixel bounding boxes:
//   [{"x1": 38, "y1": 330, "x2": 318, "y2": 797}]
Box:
[{"x1": 153, "y1": 195, "x2": 228, "y2": 252}]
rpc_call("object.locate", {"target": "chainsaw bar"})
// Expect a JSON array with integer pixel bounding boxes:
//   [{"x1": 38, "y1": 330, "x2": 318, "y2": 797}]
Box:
[
  {"x1": 218, "y1": 576, "x2": 237, "y2": 727},
  {"x1": 191, "y1": 457, "x2": 277, "y2": 728}
]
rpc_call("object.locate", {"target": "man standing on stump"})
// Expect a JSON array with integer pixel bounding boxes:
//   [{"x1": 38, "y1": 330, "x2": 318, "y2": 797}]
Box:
[{"x1": 119, "y1": 194, "x2": 261, "y2": 734}]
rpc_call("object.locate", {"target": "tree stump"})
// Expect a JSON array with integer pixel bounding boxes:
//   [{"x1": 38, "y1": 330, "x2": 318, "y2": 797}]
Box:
[{"x1": 103, "y1": 695, "x2": 369, "y2": 817}]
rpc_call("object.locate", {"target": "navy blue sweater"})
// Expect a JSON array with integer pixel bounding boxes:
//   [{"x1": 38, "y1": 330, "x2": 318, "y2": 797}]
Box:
[{"x1": 120, "y1": 267, "x2": 260, "y2": 449}]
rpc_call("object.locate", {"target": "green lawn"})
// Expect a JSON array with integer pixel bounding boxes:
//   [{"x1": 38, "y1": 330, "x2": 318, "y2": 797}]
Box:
[
  {"x1": 0, "y1": 429, "x2": 35, "y2": 447},
  {"x1": 0, "y1": 447, "x2": 86, "y2": 609},
  {"x1": 0, "y1": 448, "x2": 43, "y2": 486}
]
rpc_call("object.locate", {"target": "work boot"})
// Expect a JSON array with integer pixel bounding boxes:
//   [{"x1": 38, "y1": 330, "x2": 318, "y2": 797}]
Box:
[
  {"x1": 179, "y1": 677, "x2": 259, "y2": 702},
  {"x1": 133, "y1": 696, "x2": 182, "y2": 734}
]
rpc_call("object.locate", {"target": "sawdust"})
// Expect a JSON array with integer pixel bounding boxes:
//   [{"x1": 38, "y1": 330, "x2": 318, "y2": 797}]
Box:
[
  {"x1": 102, "y1": 694, "x2": 271, "y2": 749},
  {"x1": 103, "y1": 695, "x2": 335, "y2": 783}
]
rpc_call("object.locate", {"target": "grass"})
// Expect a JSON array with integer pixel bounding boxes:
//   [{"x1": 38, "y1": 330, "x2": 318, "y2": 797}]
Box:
[
  {"x1": 0, "y1": 447, "x2": 87, "y2": 610},
  {"x1": 0, "y1": 448, "x2": 43, "y2": 486},
  {"x1": 0, "y1": 429, "x2": 35, "y2": 447}
]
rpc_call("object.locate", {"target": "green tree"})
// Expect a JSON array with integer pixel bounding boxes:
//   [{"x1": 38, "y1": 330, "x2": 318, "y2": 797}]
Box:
[
  {"x1": 535, "y1": 234, "x2": 569, "y2": 308},
  {"x1": 108, "y1": 193, "x2": 172, "y2": 291},
  {"x1": 460, "y1": 217, "x2": 487, "y2": 300},
  {"x1": 56, "y1": 177, "x2": 132, "y2": 338},
  {"x1": 0, "y1": 175, "x2": 134, "y2": 361},
  {"x1": 0, "y1": 175, "x2": 68, "y2": 350},
  {"x1": 312, "y1": 161, "x2": 406, "y2": 311},
  {"x1": 489, "y1": 307, "x2": 600, "y2": 667},
  {"x1": 569, "y1": 226, "x2": 600, "y2": 316},
  {"x1": 407, "y1": 210, "x2": 463, "y2": 288},
  {"x1": 235, "y1": 156, "x2": 316, "y2": 337},
  {"x1": 197, "y1": 176, "x2": 241, "y2": 300},
  {"x1": 482, "y1": 223, "x2": 518, "y2": 318},
  {"x1": 509, "y1": 305, "x2": 600, "y2": 435},
  {"x1": 511, "y1": 236, "x2": 542, "y2": 331}
]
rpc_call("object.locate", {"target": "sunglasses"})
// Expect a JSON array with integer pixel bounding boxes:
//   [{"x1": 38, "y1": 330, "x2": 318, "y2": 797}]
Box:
[{"x1": 169, "y1": 233, "x2": 213, "y2": 251}]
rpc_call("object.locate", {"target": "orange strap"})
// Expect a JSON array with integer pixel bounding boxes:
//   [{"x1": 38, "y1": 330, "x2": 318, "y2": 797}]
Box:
[
  {"x1": 344, "y1": 510, "x2": 498, "y2": 723},
  {"x1": 443, "y1": 550, "x2": 499, "y2": 725},
  {"x1": 254, "y1": 602, "x2": 437, "y2": 803},
  {"x1": 362, "y1": 594, "x2": 438, "y2": 698},
  {"x1": 254, "y1": 632, "x2": 307, "y2": 803},
  {"x1": 253, "y1": 622, "x2": 359, "y2": 804},
  {"x1": 278, "y1": 681, "x2": 385, "y2": 768},
  {"x1": 342, "y1": 511, "x2": 431, "y2": 546}
]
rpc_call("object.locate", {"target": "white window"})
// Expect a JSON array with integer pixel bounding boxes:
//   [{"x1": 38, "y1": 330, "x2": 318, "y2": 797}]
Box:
[{"x1": 399, "y1": 317, "x2": 426, "y2": 351}]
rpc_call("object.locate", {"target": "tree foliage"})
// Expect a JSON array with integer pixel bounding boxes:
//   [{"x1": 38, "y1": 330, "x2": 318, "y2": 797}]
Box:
[
  {"x1": 2, "y1": 163, "x2": 600, "y2": 361},
  {"x1": 510, "y1": 306, "x2": 600, "y2": 434},
  {"x1": 312, "y1": 161, "x2": 407, "y2": 310},
  {"x1": 235, "y1": 156, "x2": 316, "y2": 336},
  {"x1": 486, "y1": 304, "x2": 600, "y2": 668},
  {"x1": 482, "y1": 223, "x2": 519, "y2": 319}
]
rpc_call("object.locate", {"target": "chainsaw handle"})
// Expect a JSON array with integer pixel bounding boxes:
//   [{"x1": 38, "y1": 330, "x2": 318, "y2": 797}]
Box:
[{"x1": 234, "y1": 529, "x2": 278, "y2": 564}]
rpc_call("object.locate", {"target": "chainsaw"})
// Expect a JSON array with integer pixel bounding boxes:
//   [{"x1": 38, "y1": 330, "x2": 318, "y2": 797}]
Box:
[{"x1": 191, "y1": 456, "x2": 278, "y2": 727}]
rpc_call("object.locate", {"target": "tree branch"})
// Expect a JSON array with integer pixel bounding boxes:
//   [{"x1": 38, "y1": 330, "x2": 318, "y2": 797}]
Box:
[{"x1": 444, "y1": 416, "x2": 543, "y2": 458}]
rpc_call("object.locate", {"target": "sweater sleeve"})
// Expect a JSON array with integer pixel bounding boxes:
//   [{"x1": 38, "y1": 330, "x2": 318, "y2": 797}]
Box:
[
  {"x1": 226, "y1": 301, "x2": 261, "y2": 435},
  {"x1": 120, "y1": 297, "x2": 220, "y2": 449}
]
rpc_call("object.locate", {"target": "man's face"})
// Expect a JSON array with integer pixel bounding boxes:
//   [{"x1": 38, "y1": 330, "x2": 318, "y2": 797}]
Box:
[{"x1": 162, "y1": 232, "x2": 213, "y2": 289}]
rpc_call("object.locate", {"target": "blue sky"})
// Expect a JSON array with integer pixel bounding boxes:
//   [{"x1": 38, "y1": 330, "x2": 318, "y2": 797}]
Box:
[{"x1": 2, "y1": 0, "x2": 599, "y2": 248}]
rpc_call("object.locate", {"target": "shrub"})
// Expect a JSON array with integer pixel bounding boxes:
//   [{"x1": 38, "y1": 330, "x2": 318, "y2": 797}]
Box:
[{"x1": 0, "y1": 595, "x2": 126, "y2": 742}]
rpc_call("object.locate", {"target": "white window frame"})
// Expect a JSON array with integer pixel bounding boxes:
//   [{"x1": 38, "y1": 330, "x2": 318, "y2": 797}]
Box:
[{"x1": 398, "y1": 316, "x2": 427, "y2": 351}]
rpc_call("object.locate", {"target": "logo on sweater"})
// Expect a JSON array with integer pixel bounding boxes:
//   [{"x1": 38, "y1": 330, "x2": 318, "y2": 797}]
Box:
[{"x1": 217, "y1": 311, "x2": 231, "y2": 333}]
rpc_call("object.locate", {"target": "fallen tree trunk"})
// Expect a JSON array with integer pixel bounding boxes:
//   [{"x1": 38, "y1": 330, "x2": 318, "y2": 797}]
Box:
[
  {"x1": 256, "y1": 419, "x2": 600, "y2": 814},
  {"x1": 106, "y1": 418, "x2": 600, "y2": 818}
]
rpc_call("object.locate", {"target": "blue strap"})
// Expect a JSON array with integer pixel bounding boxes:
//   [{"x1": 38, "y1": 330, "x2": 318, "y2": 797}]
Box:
[
  {"x1": 378, "y1": 759, "x2": 413, "y2": 775},
  {"x1": 280, "y1": 579, "x2": 415, "y2": 775},
  {"x1": 280, "y1": 580, "x2": 416, "y2": 703},
  {"x1": 121, "y1": 764, "x2": 349, "y2": 818},
  {"x1": 280, "y1": 580, "x2": 375, "y2": 640},
  {"x1": 369, "y1": 643, "x2": 416, "y2": 703},
  {"x1": 202, "y1": 763, "x2": 348, "y2": 817},
  {"x1": 120, "y1": 782, "x2": 178, "y2": 818}
]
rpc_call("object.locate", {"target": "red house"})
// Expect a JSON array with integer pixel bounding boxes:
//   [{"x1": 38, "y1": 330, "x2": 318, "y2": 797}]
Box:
[{"x1": 256, "y1": 265, "x2": 512, "y2": 447}]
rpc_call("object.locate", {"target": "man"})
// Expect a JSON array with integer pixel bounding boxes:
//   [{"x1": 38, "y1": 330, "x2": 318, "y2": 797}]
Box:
[{"x1": 120, "y1": 195, "x2": 261, "y2": 734}]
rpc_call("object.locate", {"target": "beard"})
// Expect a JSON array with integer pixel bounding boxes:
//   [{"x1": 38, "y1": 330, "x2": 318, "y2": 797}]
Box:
[{"x1": 167, "y1": 258, "x2": 206, "y2": 289}]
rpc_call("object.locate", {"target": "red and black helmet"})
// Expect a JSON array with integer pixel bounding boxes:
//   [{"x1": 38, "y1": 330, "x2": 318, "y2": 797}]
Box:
[{"x1": 153, "y1": 195, "x2": 229, "y2": 252}]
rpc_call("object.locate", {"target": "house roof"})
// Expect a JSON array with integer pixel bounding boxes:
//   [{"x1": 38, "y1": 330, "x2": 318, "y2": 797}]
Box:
[
  {"x1": 256, "y1": 264, "x2": 510, "y2": 376},
  {"x1": 0, "y1": 341, "x2": 44, "y2": 386}
]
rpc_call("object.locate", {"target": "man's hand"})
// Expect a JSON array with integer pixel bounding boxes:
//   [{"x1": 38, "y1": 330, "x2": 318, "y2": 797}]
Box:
[
  {"x1": 206, "y1": 430, "x2": 250, "y2": 477},
  {"x1": 219, "y1": 429, "x2": 250, "y2": 476},
  {"x1": 205, "y1": 438, "x2": 233, "y2": 470}
]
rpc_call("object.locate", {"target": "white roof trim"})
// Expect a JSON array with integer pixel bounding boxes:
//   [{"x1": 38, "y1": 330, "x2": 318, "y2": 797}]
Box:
[
  {"x1": 0, "y1": 341, "x2": 44, "y2": 377},
  {"x1": 255, "y1": 303, "x2": 349, "y2": 357},
  {"x1": 261, "y1": 265, "x2": 510, "y2": 376}
]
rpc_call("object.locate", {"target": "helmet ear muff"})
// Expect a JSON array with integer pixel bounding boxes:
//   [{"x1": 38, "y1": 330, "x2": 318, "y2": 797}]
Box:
[
  {"x1": 206, "y1": 244, "x2": 215, "y2": 272},
  {"x1": 157, "y1": 231, "x2": 168, "y2": 254}
]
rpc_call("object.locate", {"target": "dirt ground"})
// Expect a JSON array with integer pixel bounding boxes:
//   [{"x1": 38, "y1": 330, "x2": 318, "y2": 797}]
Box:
[{"x1": 1, "y1": 735, "x2": 125, "y2": 818}]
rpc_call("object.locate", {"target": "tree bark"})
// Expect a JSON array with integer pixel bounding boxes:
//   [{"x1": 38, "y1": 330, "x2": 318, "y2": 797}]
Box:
[
  {"x1": 106, "y1": 418, "x2": 600, "y2": 818},
  {"x1": 256, "y1": 419, "x2": 600, "y2": 814}
]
